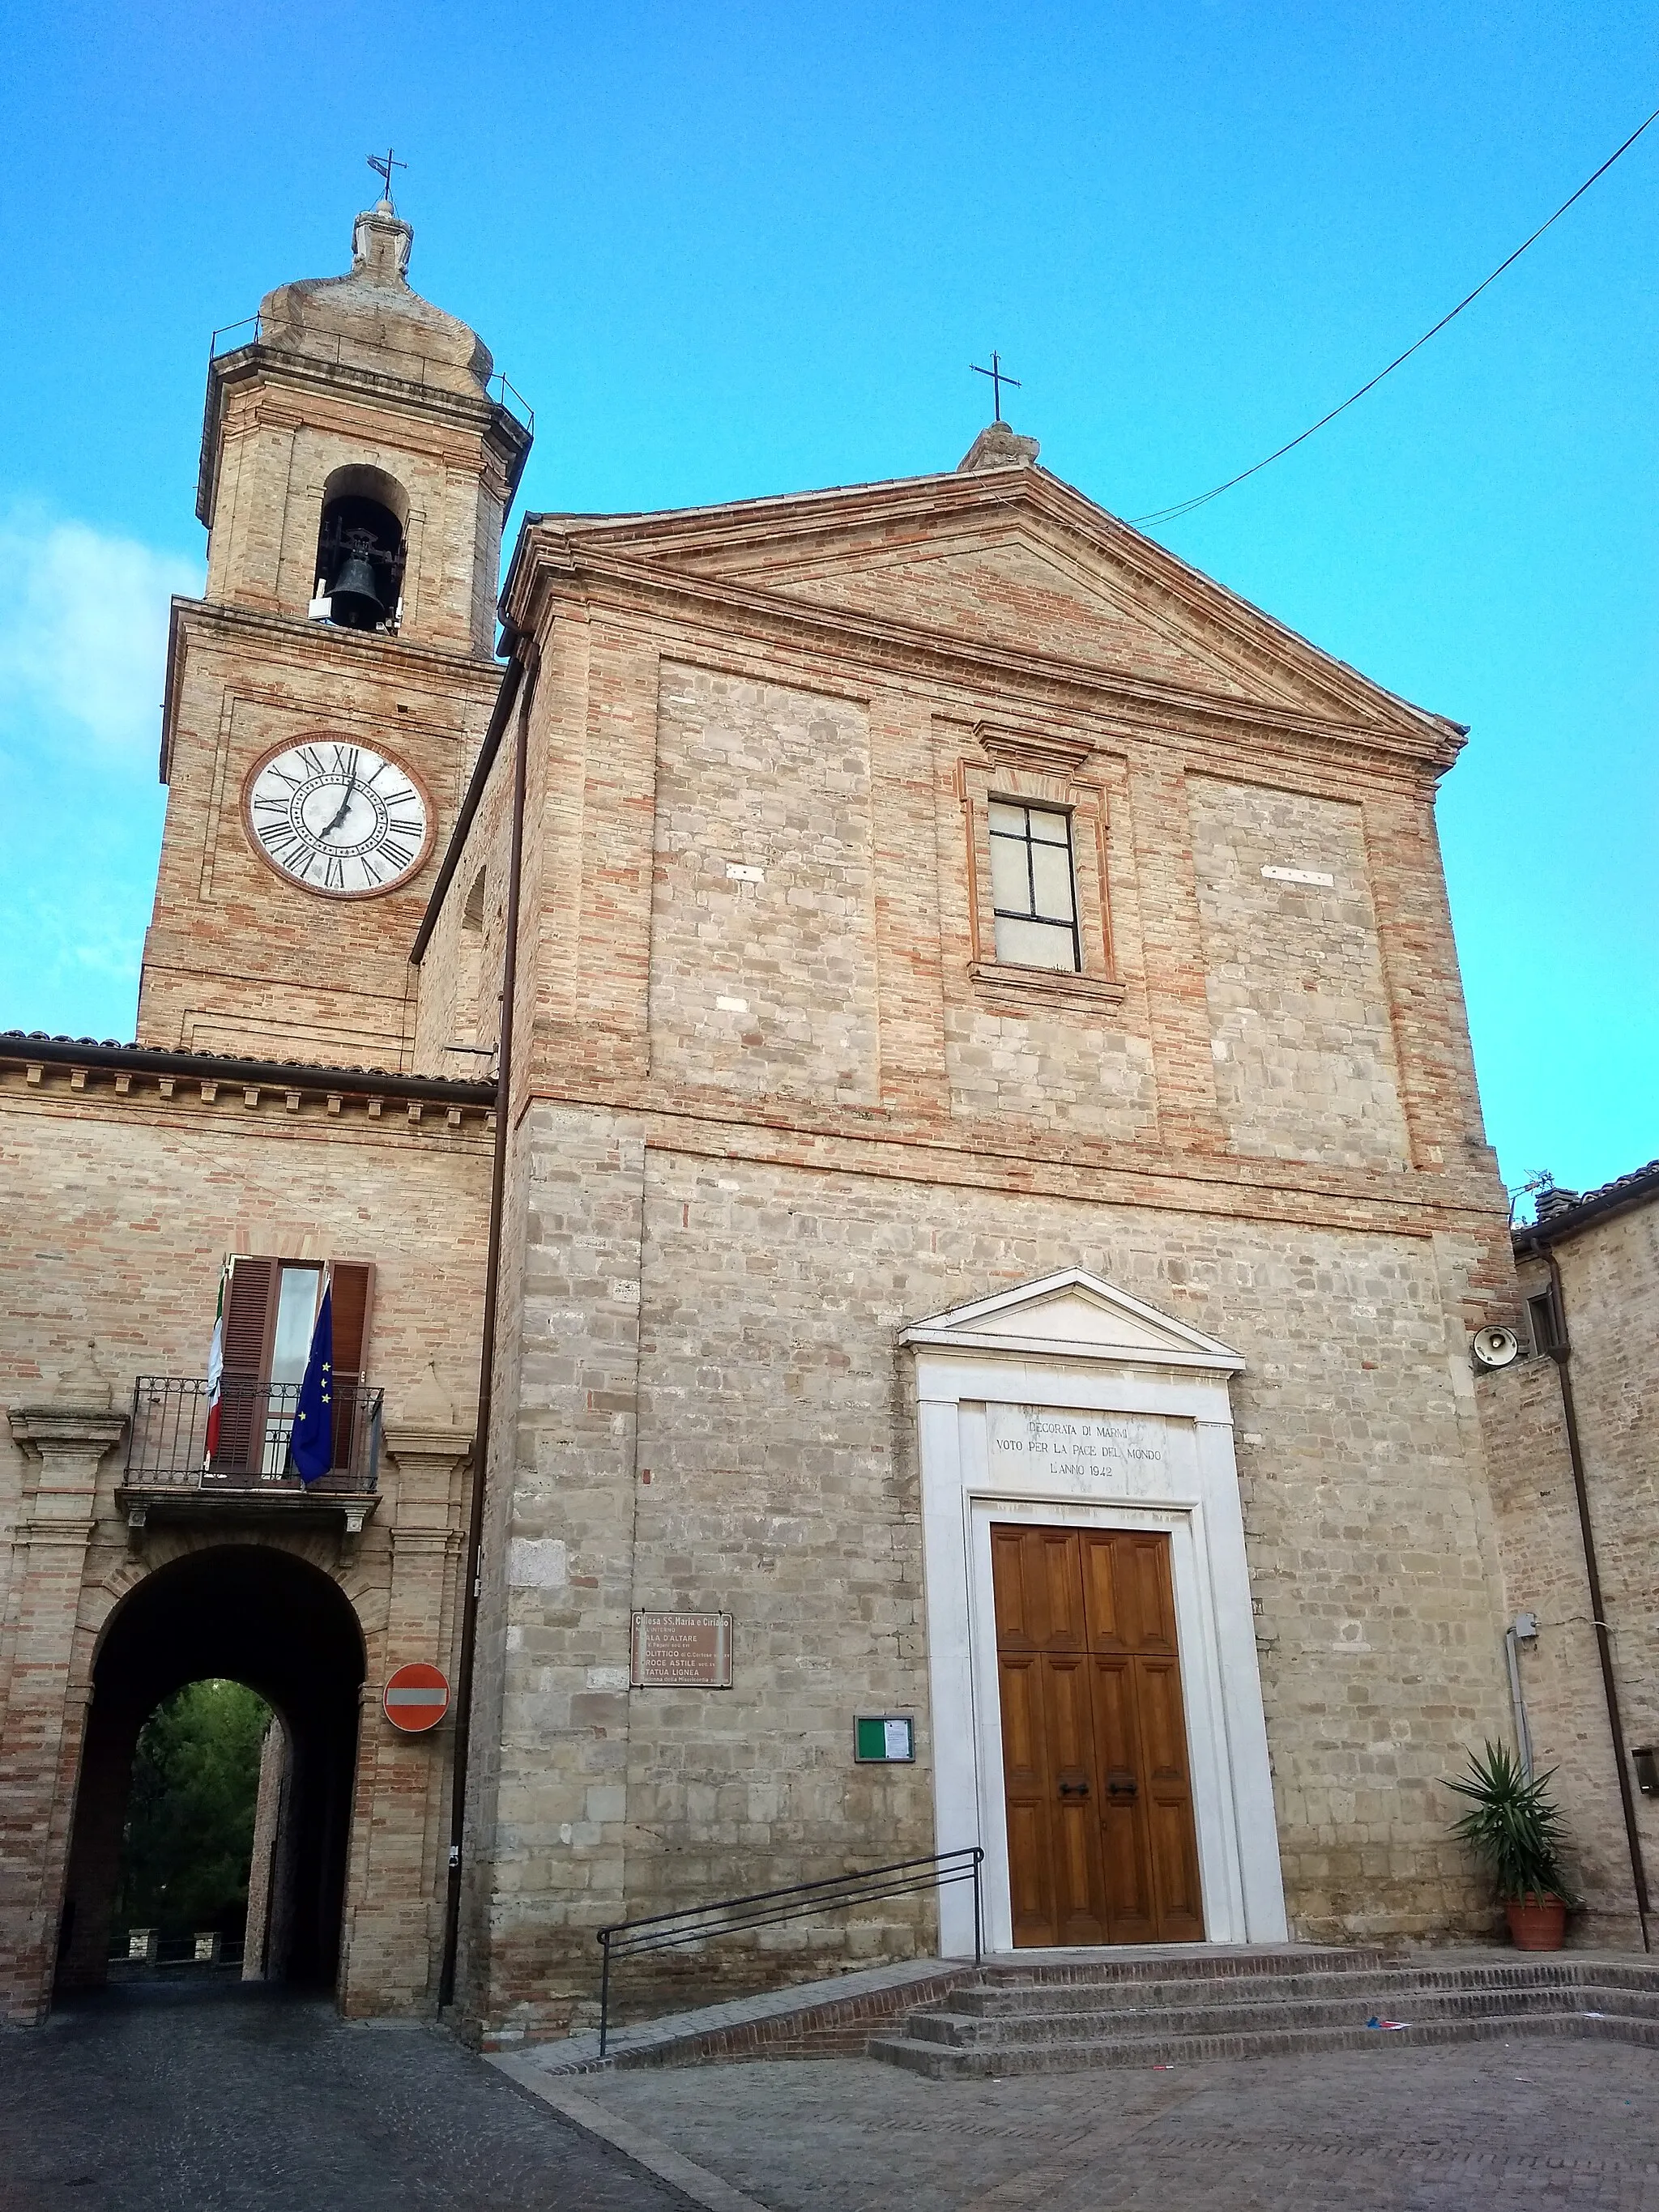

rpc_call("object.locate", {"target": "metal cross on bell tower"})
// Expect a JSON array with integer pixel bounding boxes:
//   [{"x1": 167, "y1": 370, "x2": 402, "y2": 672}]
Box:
[
  {"x1": 970, "y1": 350, "x2": 1021, "y2": 424},
  {"x1": 367, "y1": 147, "x2": 407, "y2": 207}
]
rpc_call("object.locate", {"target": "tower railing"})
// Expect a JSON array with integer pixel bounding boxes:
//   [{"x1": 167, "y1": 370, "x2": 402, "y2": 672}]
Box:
[{"x1": 204, "y1": 313, "x2": 533, "y2": 437}]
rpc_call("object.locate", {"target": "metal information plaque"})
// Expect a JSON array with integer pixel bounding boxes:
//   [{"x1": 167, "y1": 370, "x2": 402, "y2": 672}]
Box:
[{"x1": 629, "y1": 1611, "x2": 734, "y2": 1688}]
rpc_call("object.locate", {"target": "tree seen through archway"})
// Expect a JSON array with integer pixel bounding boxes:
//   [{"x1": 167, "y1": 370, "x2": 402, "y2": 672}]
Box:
[{"x1": 114, "y1": 1679, "x2": 272, "y2": 1955}]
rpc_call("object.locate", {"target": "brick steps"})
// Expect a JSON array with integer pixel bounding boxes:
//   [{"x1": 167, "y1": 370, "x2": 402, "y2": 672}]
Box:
[
  {"x1": 868, "y1": 1950, "x2": 1659, "y2": 2079},
  {"x1": 942, "y1": 1964, "x2": 1659, "y2": 2025}
]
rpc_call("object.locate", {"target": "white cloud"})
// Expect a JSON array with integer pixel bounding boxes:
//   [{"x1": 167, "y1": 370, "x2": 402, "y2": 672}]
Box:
[{"x1": 0, "y1": 510, "x2": 202, "y2": 756}]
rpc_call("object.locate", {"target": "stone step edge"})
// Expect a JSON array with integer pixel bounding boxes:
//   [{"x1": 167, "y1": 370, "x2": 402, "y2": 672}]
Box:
[
  {"x1": 869, "y1": 2010, "x2": 1659, "y2": 2078},
  {"x1": 968, "y1": 1946, "x2": 1387, "y2": 1989},
  {"x1": 903, "y1": 1985, "x2": 1659, "y2": 2046},
  {"x1": 943, "y1": 1962, "x2": 1659, "y2": 2018}
]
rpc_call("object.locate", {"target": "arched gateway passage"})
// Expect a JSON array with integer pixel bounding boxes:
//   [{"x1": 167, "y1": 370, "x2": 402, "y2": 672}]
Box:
[{"x1": 56, "y1": 1545, "x2": 365, "y2": 2001}]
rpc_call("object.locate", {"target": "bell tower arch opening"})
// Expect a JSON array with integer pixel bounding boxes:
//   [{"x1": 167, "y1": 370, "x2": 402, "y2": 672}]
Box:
[
  {"x1": 56, "y1": 1545, "x2": 366, "y2": 2004},
  {"x1": 312, "y1": 463, "x2": 410, "y2": 633}
]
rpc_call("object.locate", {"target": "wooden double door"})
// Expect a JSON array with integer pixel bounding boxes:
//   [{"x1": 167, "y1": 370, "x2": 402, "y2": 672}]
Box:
[{"x1": 992, "y1": 1524, "x2": 1205, "y2": 1947}]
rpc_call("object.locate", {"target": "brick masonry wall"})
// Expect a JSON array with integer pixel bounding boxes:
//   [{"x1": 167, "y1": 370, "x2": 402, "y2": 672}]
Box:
[
  {"x1": 0, "y1": 1075, "x2": 490, "y2": 2021},
  {"x1": 774, "y1": 534, "x2": 1266, "y2": 699},
  {"x1": 138, "y1": 611, "x2": 500, "y2": 1068},
  {"x1": 207, "y1": 375, "x2": 512, "y2": 657}
]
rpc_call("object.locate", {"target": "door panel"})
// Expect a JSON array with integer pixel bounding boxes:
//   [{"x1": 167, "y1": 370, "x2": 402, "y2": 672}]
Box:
[
  {"x1": 1090, "y1": 1655, "x2": 1156, "y2": 1941},
  {"x1": 1038, "y1": 1532, "x2": 1087, "y2": 1650},
  {"x1": 1045, "y1": 1654, "x2": 1106, "y2": 1944},
  {"x1": 993, "y1": 1520, "x2": 1205, "y2": 1947},
  {"x1": 996, "y1": 1646, "x2": 1057, "y2": 1946},
  {"x1": 1137, "y1": 1652, "x2": 1205, "y2": 1939},
  {"x1": 1080, "y1": 1532, "x2": 1126, "y2": 1651},
  {"x1": 1126, "y1": 1534, "x2": 1179, "y2": 1654}
]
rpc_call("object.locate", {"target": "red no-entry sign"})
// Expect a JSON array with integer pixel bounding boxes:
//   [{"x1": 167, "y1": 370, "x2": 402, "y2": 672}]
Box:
[{"x1": 382, "y1": 1662, "x2": 450, "y2": 1733}]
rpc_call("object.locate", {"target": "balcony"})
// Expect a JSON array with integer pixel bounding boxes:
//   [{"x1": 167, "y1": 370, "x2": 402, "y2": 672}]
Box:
[{"x1": 118, "y1": 1376, "x2": 384, "y2": 1536}]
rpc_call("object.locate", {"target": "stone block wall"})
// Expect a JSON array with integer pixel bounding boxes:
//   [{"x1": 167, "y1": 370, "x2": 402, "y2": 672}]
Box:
[
  {"x1": 467, "y1": 1102, "x2": 1515, "y2": 2043},
  {"x1": 1188, "y1": 778, "x2": 1410, "y2": 1170},
  {"x1": 1478, "y1": 1204, "x2": 1659, "y2": 1947},
  {"x1": 648, "y1": 664, "x2": 878, "y2": 1106}
]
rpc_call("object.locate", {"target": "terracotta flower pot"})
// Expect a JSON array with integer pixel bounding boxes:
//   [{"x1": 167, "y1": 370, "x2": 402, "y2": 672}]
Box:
[{"x1": 1506, "y1": 1893, "x2": 1567, "y2": 1950}]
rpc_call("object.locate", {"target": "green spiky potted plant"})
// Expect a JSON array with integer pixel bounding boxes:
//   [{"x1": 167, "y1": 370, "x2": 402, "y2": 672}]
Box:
[{"x1": 1445, "y1": 1741, "x2": 1576, "y2": 1950}]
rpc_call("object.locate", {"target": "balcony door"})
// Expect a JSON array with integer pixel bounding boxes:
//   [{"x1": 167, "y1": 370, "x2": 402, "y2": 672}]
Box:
[{"x1": 210, "y1": 1256, "x2": 374, "y2": 1484}]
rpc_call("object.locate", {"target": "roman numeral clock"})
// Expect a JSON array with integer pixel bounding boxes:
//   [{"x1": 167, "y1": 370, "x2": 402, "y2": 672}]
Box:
[{"x1": 243, "y1": 740, "x2": 433, "y2": 897}]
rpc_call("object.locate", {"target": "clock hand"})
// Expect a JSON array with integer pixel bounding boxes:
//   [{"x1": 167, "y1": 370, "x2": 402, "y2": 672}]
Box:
[{"x1": 318, "y1": 767, "x2": 359, "y2": 840}]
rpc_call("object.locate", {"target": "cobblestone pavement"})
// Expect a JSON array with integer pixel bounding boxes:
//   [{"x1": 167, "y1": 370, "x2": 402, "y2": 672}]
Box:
[
  {"x1": 0, "y1": 1980, "x2": 688, "y2": 2211},
  {"x1": 585, "y1": 2039, "x2": 1659, "y2": 2210}
]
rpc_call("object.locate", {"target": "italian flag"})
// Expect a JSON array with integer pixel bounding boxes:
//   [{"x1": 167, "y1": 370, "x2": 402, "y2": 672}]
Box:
[{"x1": 203, "y1": 1264, "x2": 227, "y2": 1466}]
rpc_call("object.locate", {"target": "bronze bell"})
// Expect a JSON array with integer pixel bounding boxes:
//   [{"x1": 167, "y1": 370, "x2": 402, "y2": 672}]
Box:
[{"x1": 330, "y1": 548, "x2": 385, "y2": 630}]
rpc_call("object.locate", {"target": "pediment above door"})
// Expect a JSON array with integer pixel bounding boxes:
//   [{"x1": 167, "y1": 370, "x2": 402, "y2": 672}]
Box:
[{"x1": 899, "y1": 1269, "x2": 1245, "y2": 1372}]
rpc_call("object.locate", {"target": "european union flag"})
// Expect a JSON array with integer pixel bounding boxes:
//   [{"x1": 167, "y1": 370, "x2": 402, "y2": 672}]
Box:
[{"x1": 289, "y1": 1284, "x2": 335, "y2": 1485}]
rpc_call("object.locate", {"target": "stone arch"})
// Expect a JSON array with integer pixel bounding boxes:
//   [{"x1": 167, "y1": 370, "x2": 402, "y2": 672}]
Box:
[
  {"x1": 56, "y1": 1542, "x2": 368, "y2": 2001},
  {"x1": 313, "y1": 462, "x2": 410, "y2": 631}
]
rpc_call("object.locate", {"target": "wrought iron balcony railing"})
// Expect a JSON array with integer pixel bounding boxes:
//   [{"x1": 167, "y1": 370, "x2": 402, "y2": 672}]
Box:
[{"x1": 124, "y1": 1375, "x2": 382, "y2": 1495}]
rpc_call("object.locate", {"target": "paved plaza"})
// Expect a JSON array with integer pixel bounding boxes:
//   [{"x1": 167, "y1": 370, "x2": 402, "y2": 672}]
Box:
[
  {"x1": 576, "y1": 2038, "x2": 1659, "y2": 2211},
  {"x1": 3, "y1": 1981, "x2": 1655, "y2": 2210},
  {"x1": 0, "y1": 1980, "x2": 682, "y2": 2212}
]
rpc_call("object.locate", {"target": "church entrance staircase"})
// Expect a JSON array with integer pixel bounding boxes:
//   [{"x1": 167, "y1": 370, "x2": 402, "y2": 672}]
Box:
[{"x1": 867, "y1": 1946, "x2": 1659, "y2": 2076}]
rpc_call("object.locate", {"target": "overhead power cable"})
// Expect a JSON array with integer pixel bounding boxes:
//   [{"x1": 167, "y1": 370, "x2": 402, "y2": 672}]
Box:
[{"x1": 1130, "y1": 104, "x2": 1659, "y2": 530}]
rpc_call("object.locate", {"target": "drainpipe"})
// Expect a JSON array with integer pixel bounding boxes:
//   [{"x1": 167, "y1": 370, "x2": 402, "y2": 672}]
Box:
[
  {"x1": 438, "y1": 629, "x2": 541, "y2": 2011},
  {"x1": 1542, "y1": 1246, "x2": 1651, "y2": 1951}
]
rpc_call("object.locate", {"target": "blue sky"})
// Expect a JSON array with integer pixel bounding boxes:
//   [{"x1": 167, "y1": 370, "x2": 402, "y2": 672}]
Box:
[{"x1": 2, "y1": 2, "x2": 1653, "y2": 1203}]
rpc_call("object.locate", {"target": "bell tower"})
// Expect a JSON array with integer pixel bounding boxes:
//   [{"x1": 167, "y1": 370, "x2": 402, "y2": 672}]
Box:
[{"x1": 135, "y1": 192, "x2": 531, "y2": 1066}]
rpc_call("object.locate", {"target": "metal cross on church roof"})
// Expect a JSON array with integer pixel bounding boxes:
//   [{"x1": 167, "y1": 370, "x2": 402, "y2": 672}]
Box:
[
  {"x1": 367, "y1": 147, "x2": 407, "y2": 205},
  {"x1": 971, "y1": 351, "x2": 1021, "y2": 424}
]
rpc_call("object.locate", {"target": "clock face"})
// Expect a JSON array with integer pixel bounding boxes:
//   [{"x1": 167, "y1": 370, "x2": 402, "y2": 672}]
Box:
[{"x1": 244, "y1": 739, "x2": 433, "y2": 897}]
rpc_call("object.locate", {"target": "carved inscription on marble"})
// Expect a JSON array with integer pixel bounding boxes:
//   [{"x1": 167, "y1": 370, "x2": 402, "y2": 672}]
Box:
[{"x1": 988, "y1": 1404, "x2": 1170, "y2": 1482}]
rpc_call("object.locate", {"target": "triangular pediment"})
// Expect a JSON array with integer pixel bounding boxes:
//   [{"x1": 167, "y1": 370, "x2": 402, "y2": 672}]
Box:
[
  {"x1": 761, "y1": 522, "x2": 1280, "y2": 705},
  {"x1": 900, "y1": 1269, "x2": 1245, "y2": 1370},
  {"x1": 522, "y1": 464, "x2": 1461, "y2": 752}
]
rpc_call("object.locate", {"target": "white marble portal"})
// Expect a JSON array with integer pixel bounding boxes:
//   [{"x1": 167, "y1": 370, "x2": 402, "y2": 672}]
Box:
[{"x1": 901, "y1": 1270, "x2": 1287, "y2": 1957}]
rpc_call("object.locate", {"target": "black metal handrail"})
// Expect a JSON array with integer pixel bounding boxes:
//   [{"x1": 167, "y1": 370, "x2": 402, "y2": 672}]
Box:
[
  {"x1": 124, "y1": 1375, "x2": 382, "y2": 1494},
  {"x1": 595, "y1": 1847, "x2": 982, "y2": 2056},
  {"x1": 208, "y1": 313, "x2": 262, "y2": 360},
  {"x1": 488, "y1": 369, "x2": 535, "y2": 434}
]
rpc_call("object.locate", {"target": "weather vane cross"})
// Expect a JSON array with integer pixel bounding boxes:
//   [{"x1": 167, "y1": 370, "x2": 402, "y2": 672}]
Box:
[
  {"x1": 971, "y1": 350, "x2": 1021, "y2": 424},
  {"x1": 368, "y1": 147, "x2": 407, "y2": 205}
]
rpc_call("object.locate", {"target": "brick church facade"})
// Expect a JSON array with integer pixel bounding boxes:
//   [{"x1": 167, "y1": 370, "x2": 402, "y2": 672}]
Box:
[{"x1": 1, "y1": 194, "x2": 1647, "y2": 2041}]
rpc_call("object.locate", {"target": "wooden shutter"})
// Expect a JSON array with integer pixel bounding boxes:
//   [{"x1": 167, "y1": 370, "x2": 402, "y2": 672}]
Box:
[
  {"x1": 328, "y1": 1261, "x2": 376, "y2": 1475},
  {"x1": 213, "y1": 1255, "x2": 279, "y2": 1479}
]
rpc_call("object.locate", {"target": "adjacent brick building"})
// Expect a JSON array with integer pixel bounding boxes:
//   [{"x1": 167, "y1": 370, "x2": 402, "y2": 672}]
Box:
[
  {"x1": 1477, "y1": 1164, "x2": 1658, "y2": 1950},
  {"x1": 1, "y1": 193, "x2": 1641, "y2": 2043}
]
